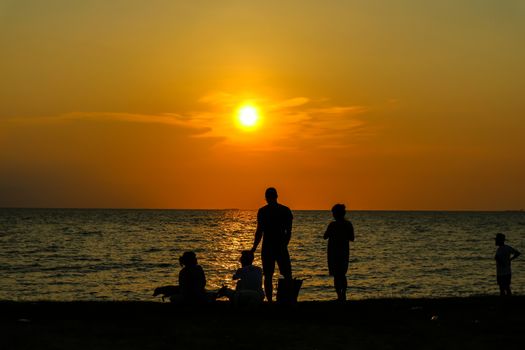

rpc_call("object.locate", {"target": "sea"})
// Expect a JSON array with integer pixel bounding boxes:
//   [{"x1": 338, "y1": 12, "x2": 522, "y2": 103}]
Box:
[{"x1": 1, "y1": 209, "x2": 524, "y2": 301}]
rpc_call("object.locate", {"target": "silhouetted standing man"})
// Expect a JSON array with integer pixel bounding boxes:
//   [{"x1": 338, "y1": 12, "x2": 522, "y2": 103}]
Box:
[{"x1": 251, "y1": 187, "x2": 293, "y2": 303}]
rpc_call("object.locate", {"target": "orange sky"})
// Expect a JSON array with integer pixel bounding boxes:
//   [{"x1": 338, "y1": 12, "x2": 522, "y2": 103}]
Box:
[{"x1": 1, "y1": 1, "x2": 524, "y2": 210}]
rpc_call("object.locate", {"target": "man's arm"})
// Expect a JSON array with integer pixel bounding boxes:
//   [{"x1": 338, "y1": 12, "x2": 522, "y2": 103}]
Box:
[
  {"x1": 324, "y1": 222, "x2": 333, "y2": 240},
  {"x1": 284, "y1": 226, "x2": 292, "y2": 246},
  {"x1": 251, "y1": 223, "x2": 263, "y2": 253},
  {"x1": 284, "y1": 209, "x2": 292, "y2": 245},
  {"x1": 511, "y1": 249, "x2": 521, "y2": 261}
]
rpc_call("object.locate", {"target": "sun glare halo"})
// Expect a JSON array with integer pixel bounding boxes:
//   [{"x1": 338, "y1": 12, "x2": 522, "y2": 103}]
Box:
[{"x1": 237, "y1": 105, "x2": 259, "y2": 129}]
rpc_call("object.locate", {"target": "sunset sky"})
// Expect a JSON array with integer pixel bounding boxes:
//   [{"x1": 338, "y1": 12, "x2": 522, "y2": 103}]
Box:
[{"x1": 1, "y1": 0, "x2": 524, "y2": 210}]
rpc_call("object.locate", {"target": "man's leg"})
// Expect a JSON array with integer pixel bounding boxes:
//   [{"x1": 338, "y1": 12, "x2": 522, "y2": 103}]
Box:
[
  {"x1": 264, "y1": 273, "x2": 274, "y2": 302},
  {"x1": 497, "y1": 276, "x2": 505, "y2": 296},
  {"x1": 506, "y1": 275, "x2": 512, "y2": 296},
  {"x1": 499, "y1": 284, "x2": 505, "y2": 296},
  {"x1": 262, "y1": 249, "x2": 276, "y2": 302},
  {"x1": 334, "y1": 274, "x2": 347, "y2": 301},
  {"x1": 499, "y1": 275, "x2": 512, "y2": 296},
  {"x1": 340, "y1": 275, "x2": 347, "y2": 301},
  {"x1": 506, "y1": 285, "x2": 512, "y2": 296},
  {"x1": 333, "y1": 276, "x2": 341, "y2": 299}
]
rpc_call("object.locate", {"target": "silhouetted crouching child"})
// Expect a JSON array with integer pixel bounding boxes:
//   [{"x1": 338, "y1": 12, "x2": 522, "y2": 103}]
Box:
[
  {"x1": 495, "y1": 233, "x2": 521, "y2": 296},
  {"x1": 217, "y1": 250, "x2": 264, "y2": 306},
  {"x1": 324, "y1": 204, "x2": 355, "y2": 302}
]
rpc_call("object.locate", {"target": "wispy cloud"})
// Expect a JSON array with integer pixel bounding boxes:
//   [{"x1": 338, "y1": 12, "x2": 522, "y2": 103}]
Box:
[
  {"x1": 254, "y1": 97, "x2": 369, "y2": 150},
  {"x1": 268, "y1": 97, "x2": 310, "y2": 110},
  {"x1": 193, "y1": 92, "x2": 369, "y2": 151},
  {"x1": 3, "y1": 111, "x2": 211, "y2": 134},
  {"x1": 2, "y1": 92, "x2": 370, "y2": 151}
]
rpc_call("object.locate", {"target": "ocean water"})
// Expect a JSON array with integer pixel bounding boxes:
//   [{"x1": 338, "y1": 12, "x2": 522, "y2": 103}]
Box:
[{"x1": 1, "y1": 209, "x2": 524, "y2": 301}]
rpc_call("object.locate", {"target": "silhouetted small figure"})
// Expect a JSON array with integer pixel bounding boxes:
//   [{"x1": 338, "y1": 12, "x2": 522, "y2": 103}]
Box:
[
  {"x1": 233, "y1": 250, "x2": 264, "y2": 296},
  {"x1": 494, "y1": 233, "x2": 521, "y2": 296},
  {"x1": 217, "y1": 250, "x2": 264, "y2": 306},
  {"x1": 251, "y1": 187, "x2": 293, "y2": 303},
  {"x1": 169, "y1": 251, "x2": 207, "y2": 304},
  {"x1": 324, "y1": 204, "x2": 354, "y2": 301}
]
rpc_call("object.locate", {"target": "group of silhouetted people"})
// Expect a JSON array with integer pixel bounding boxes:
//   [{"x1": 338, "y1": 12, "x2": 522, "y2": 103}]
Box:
[
  {"x1": 249, "y1": 187, "x2": 355, "y2": 302},
  {"x1": 155, "y1": 187, "x2": 521, "y2": 305},
  {"x1": 154, "y1": 187, "x2": 354, "y2": 305}
]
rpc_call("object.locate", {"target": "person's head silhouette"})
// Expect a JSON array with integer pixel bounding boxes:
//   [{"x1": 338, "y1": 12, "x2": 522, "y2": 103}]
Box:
[
  {"x1": 239, "y1": 250, "x2": 255, "y2": 267},
  {"x1": 331, "y1": 204, "x2": 346, "y2": 220},
  {"x1": 265, "y1": 187, "x2": 278, "y2": 204},
  {"x1": 179, "y1": 251, "x2": 198, "y2": 267},
  {"x1": 495, "y1": 233, "x2": 506, "y2": 246}
]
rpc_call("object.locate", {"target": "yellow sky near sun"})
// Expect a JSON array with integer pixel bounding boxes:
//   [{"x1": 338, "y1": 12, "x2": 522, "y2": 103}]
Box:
[{"x1": 0, "y1": 0, "x2": 524, "y2": 210}]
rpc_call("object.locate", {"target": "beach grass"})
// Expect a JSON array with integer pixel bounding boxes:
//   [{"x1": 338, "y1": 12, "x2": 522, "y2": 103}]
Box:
[{"x1": 2, "y1": 297, "x2": 524, "y2": 349}]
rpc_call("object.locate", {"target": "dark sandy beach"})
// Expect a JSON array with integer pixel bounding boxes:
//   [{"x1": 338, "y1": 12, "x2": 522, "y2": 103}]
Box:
[{"x1": 2, "y1": 297, "x2": 524, "y2": 349}]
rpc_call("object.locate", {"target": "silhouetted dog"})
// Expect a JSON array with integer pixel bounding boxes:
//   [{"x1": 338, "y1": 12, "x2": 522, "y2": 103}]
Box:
[{"x1": 153, "y1": 285, "x2": 180, "y2": 301}]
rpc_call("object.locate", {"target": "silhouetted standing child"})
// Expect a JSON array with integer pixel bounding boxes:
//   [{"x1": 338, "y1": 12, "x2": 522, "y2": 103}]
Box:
[
  {"x1": 324, "y1": 204, "x2": 354, "y2": 301},
  {"x1": 494, "y1": 233, "x2": 521, "y2": 296}
]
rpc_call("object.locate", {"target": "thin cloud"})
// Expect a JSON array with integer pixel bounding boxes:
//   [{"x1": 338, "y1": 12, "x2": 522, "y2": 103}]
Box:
[
  {"x1": 266, "y1": 102, "x2": 369, "y2": 149},
  {"x1": 268, "y1": 97, "x2": 310, "y2": 110},
  {"x1": 198, "y1": 92, "x2": 241, "y2": 108},
  {"x1": 2, "y1": 93, "x2": 371, "y2": 151},
  {"x1": 3, "y1": 112, "x2": 211, "y2": 134}
]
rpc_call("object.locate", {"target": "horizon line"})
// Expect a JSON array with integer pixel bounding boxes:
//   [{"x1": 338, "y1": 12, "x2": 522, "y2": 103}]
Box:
[{"x1": 0, "y1": 207, "x2": 523, "y2": 213}]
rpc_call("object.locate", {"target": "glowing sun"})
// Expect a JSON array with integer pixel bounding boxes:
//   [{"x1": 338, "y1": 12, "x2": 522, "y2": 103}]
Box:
[{"x1": 237, "y1": 105, "x2": 259, "y2": 129}]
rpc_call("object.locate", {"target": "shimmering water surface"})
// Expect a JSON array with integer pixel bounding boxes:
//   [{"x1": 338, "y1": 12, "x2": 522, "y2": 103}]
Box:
[{"x1": 1, "y1": 209, "x2": 524, "y2": 301}]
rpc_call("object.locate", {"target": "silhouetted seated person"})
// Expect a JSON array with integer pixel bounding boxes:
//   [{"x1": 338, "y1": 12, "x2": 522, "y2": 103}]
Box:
[
  {"x1": 324, "y1": 204, "x2": 355, "y2": 302},
  {"x1": 217, "y1": 250, "x2": 264, "y2": 306},
  {"x1": 168, "y1": 251, "x2": 208, "y2": 305}
]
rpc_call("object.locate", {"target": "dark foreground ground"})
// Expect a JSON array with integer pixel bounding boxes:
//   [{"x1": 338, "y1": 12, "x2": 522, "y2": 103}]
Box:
[{"x1": 2, "y1": 297, "x2": 524, "y2": 350}]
